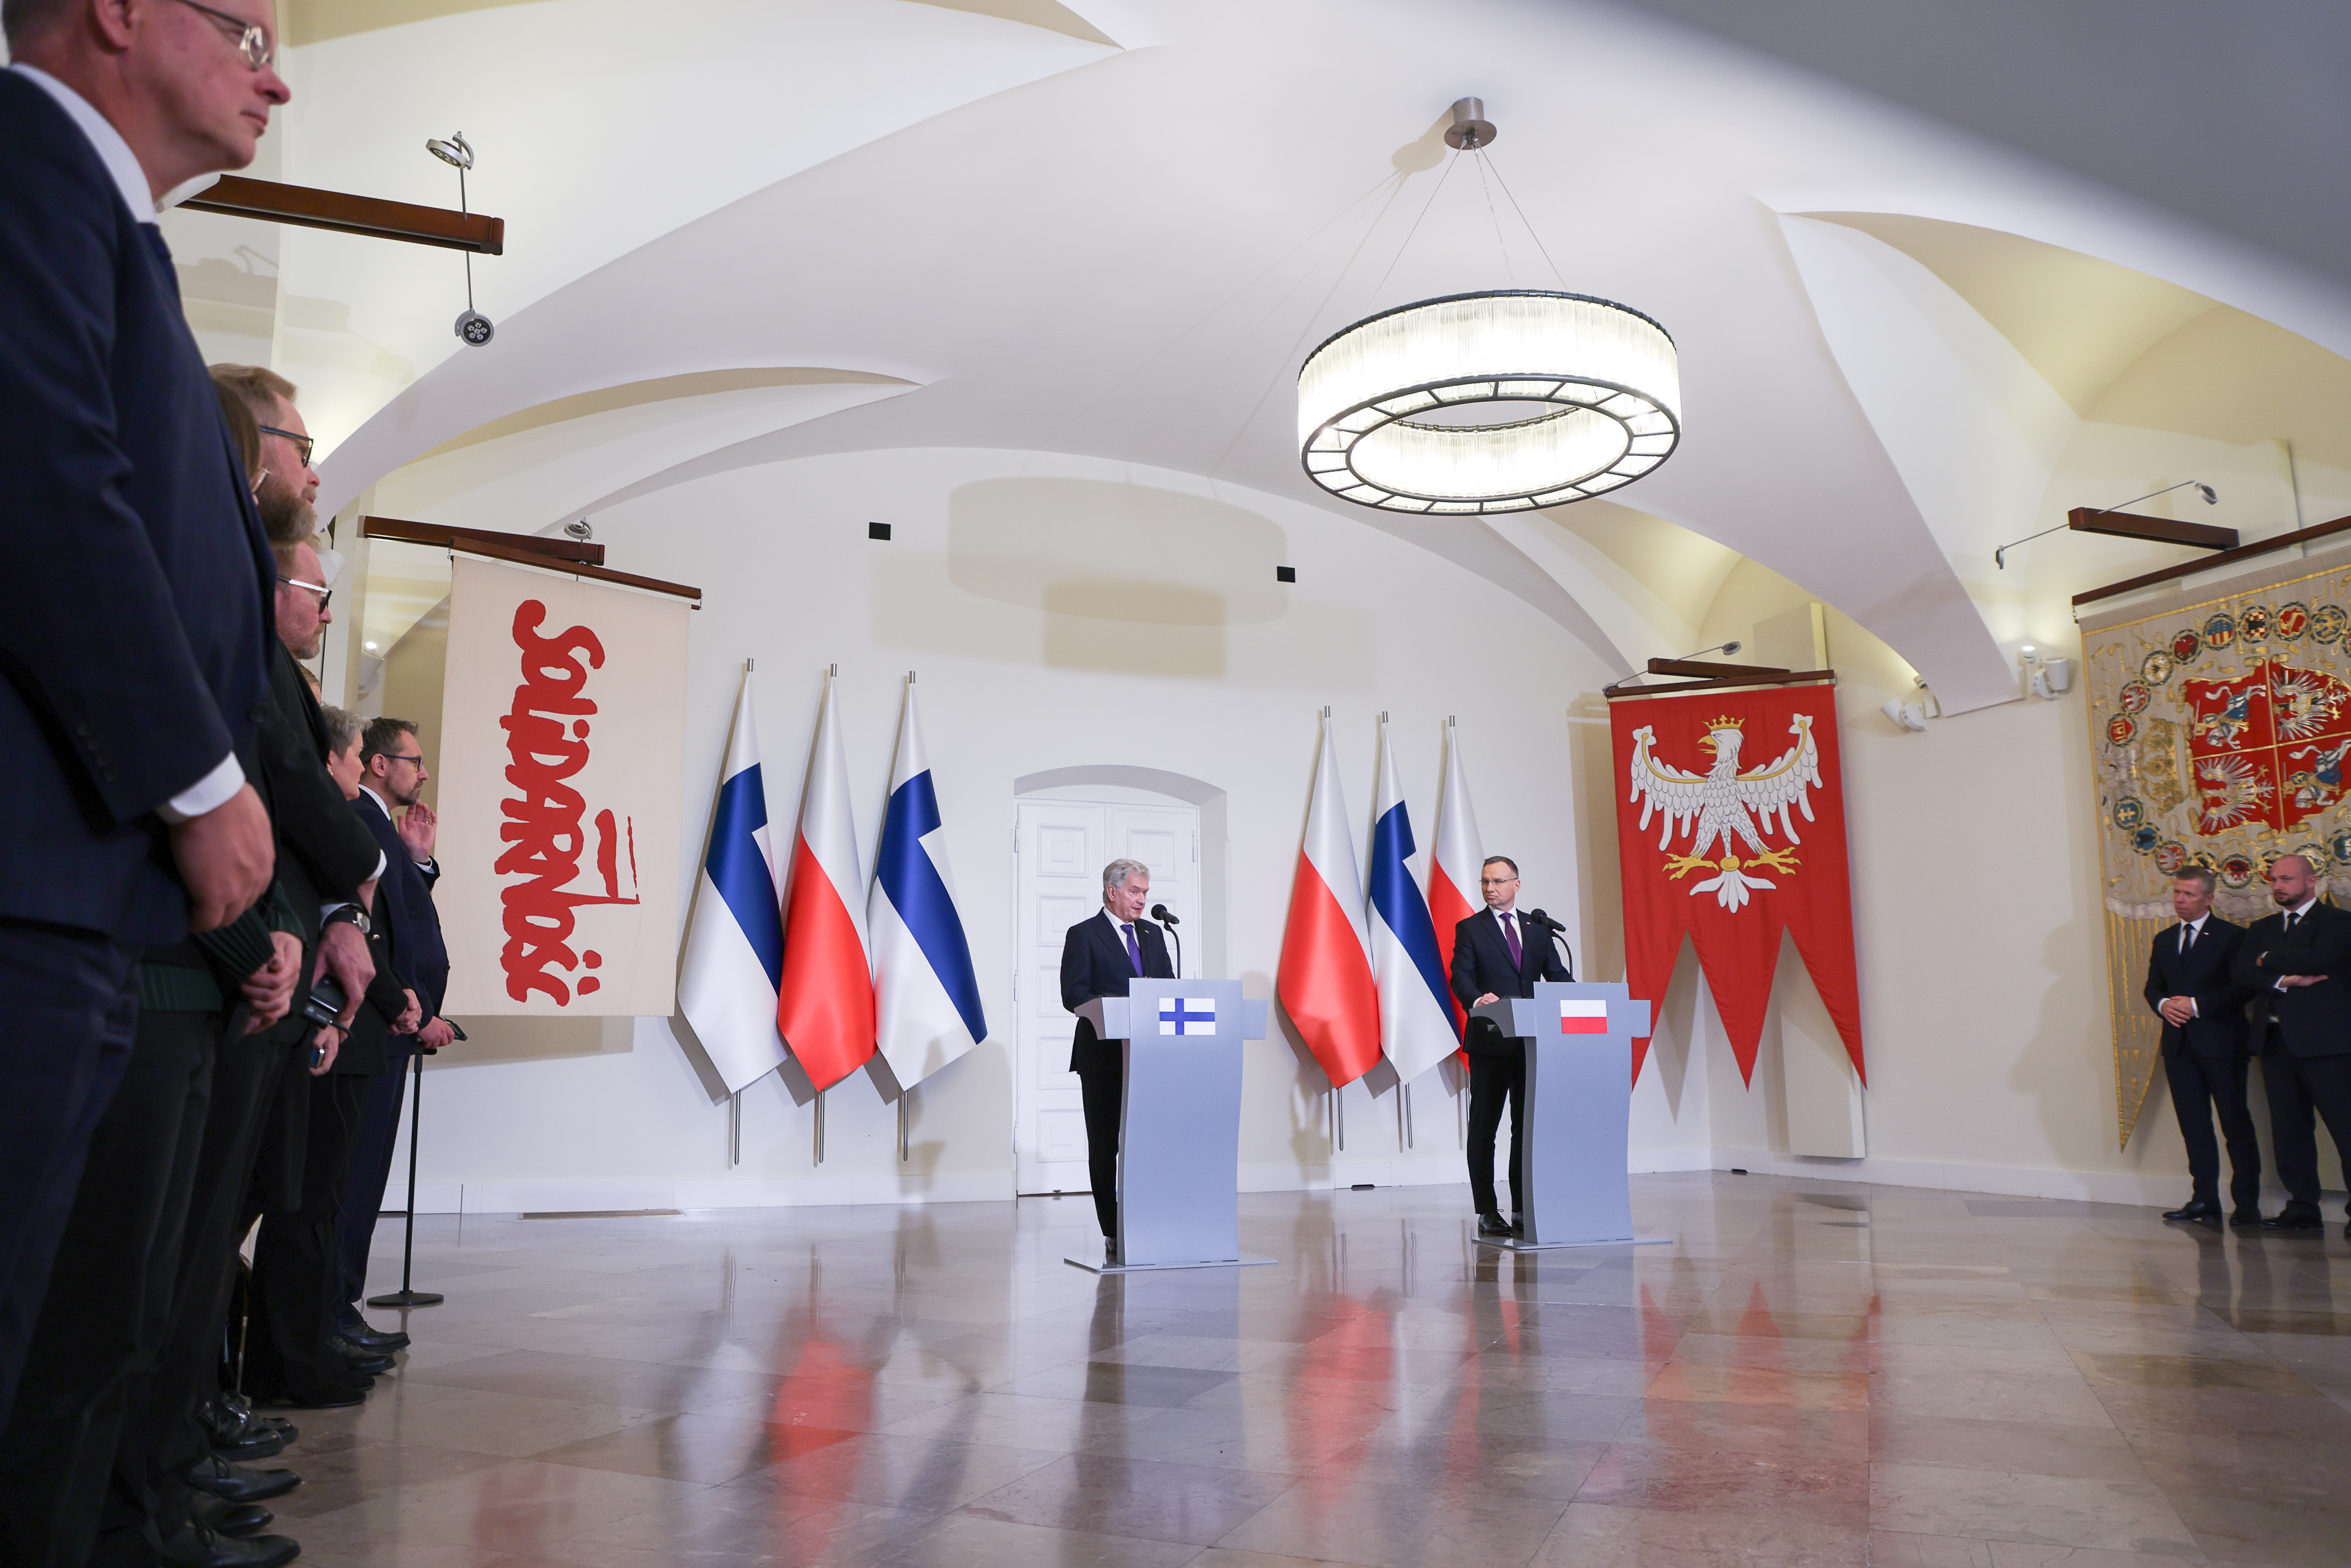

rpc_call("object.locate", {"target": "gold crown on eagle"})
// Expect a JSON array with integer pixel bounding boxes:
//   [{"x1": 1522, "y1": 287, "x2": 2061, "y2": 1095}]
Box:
[{"x1": 1704, "y1": 714, "x2": 1745, "y2": 731}]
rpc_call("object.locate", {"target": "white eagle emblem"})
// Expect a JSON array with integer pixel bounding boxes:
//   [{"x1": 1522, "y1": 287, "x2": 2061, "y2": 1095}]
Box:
[{"x1": 1627, "y1": 713, "x2": 1823, "y2": 911}]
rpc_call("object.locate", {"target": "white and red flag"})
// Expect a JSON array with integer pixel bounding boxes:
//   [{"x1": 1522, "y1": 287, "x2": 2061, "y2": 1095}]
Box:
[
  {"x1": 776, "y1": 670, "x2": 875, "y2": 1090},
  {"x1": 1277, "y1": 711, "x2": 1384, "y2": 1088},
  {"x1": 1428, "y1": 719, "x2": 1485, "y2": 1041}
]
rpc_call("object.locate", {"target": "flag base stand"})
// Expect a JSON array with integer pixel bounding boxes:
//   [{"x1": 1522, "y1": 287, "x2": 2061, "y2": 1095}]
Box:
[
  {"x1": 1472, "y1": 1234, "x2": 1672, "y2": 1253},
  {"x1": 1065, "y1": 1253, "x2": 1276, "y2": 1274},
  {"x1": 367, "y1": 1287, "x2": 447, "y2": 1307},
  {"x1": 366, "y1": 1052, "x2": 445, "y2": 1310}
]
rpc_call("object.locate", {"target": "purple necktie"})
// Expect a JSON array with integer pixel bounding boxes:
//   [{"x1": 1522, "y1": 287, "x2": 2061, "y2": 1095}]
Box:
[
  {"x1": 1501, "y1": 912, "x2": 1522, "y2": 967},
  {"x1": 1122, "y1": 922, "x2": 1142, "y2": 976}
]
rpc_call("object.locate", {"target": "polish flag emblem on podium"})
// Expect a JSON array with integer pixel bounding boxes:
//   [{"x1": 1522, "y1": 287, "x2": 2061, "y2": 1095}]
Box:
[{"x1": 1559, "y1": 999, "x2": 1608, "y2": 1034}]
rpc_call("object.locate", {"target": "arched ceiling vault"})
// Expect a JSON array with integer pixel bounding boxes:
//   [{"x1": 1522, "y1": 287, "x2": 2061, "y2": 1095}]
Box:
[{"x1": 244, "y1": 0, "x2": 2351, "y2": 716}]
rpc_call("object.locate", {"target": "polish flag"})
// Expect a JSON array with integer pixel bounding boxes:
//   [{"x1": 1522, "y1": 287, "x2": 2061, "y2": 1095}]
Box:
[
  {"x1": 1559, "y1": 999, "x2": 1608, "y2": 1033},
  {"x1": 777, "y1": 671, "x2": 875, "y2": 1091},
  {"x1": 1428, "y1": 721, "x2": 1485, "y2": 1041},
  {"x1": 1277, "y1": 711, "x2": 1384, "y2": 1089},
  {"x1": 1367, "y1": 718, "x2": 1459, "y2": 1086}
]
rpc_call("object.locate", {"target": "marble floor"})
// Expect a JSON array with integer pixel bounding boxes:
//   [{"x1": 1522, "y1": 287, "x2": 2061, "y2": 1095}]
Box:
[{"x1": 266, "y1": 1174, "x2": 2351, "y2": 1567}]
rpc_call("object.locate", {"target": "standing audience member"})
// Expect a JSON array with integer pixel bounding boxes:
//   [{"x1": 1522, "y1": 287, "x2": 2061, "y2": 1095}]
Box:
[
  {"x1": 337, "y1": 720, "x2": 454, "y2": 1345},
  {"x1": 2234, "y1": 853, "x2": 2351, "y2": 1234},
  {"x1": 2144, "y1": 867, "x2": 2260, "y2": 1227},
  {"x1": 0, "y1": 0, "x2": 284, "y2": 1442}
]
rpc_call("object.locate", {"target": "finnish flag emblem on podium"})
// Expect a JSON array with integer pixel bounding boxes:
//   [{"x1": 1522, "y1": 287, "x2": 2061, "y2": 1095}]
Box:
[{"x1": 1158, "y1": 997, "x2": 1218, "y2": 1036}]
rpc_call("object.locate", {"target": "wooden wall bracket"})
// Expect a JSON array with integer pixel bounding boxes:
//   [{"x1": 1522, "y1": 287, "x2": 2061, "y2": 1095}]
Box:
[
  {"x1": 360, "y1": 516, "x2": 699, "y2": 603},
  {"x1": 179, "y1": 176, "x2": 503, "y2": 254},
  {"x1": 2072, "y1": 511, "x2": 2351, "y2": 609},
  {"x1": 2067, "y1": 506, "x2": 2237, "y2": 553}
]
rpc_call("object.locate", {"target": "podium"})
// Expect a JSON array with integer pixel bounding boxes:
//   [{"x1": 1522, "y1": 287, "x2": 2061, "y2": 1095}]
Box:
[
  {"x1": 1470, "y1": 981, "x2": 1667, "y2": 1251},
  {"x1": 1067, "y1": 978, "x2": 1275, "y2": 1274}
]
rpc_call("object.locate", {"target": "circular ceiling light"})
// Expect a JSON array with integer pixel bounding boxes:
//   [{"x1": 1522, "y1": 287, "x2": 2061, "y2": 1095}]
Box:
[{"x1": 1298, "y1": 289, "x2": 1681, "y2": 514}]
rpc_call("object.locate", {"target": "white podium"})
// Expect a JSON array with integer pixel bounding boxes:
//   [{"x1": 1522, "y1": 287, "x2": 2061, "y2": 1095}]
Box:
[
  {"x1": 1067, "y1": 978, "x2": 1275, "y2": 1274},
  {"x1": 1470, "y1": 981, "x2": 1668, "y2": 1251}
]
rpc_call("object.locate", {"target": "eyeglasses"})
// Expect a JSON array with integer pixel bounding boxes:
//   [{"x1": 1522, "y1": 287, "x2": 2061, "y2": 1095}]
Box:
[
  {"x1": 258, "y1": 424, "x2": 313, "y2": 466},
  {"x1": 380, "y1": 754, "x2": 425, "y2": 769},
  {"x1": 277, "y1": 576, "x2": 331, "y2": 611},
  {"x1": 173, "y1": 0, "x2": 275, "y2": 70}
]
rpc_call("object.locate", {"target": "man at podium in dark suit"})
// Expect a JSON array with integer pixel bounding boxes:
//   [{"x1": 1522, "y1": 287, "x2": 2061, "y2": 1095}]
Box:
[
  {"x1": 1450, "y1": 855, "x2": 1572, "y2": 1239},
  {"x1": 2142, "y1": 865, "x2": 2258, "y2": 1228},
  {"x1": 1060, "y1": 858, "x2": 1172, "y2": 1262}
]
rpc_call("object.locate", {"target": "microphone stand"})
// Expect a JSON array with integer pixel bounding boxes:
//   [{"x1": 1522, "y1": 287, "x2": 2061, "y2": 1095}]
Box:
[{"x1": 1151, "y1": 907, "x2": 1182, "y2": 978}]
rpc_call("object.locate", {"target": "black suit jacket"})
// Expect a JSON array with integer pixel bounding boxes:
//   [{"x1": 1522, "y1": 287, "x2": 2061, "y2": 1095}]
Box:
[
  {"x1": 356, "y1": 789, "x2": 448, "y2": 1026},
  {"x1": 0, "y1": 71, "x2": 278, "y2": 945},
  {"x1": 339, "y1": 880, "x2": 410, "y2": 1077},
  {"x1": 2231, "y1": 900, "x2": 2351, "y2": 1059},
  {"x1": 1450, "y1": 907, "x2": 1573, "y2": 1059},
  {"x1": 2141, "y1": 917, "x2": 2249, "y2": 1060},
  {"x1": 1060, "y1": 910, "x2": 1174, "y2": 1073},
  {"x1": 253, "y1": 642, "x2": 379, "y2": 942}
]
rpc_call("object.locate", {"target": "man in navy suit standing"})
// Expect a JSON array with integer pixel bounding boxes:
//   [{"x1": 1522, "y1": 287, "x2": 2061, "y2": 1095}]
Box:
[
  {"x1": 334, "y1": 718, "x2": 454, "y2": 1345},
  {"x1": 1059, "y1": 858, "x2": 1173, "y2": 1262},
  {"x1": 1449, "y1": 855, "x2": 1573, "y2": 1238},
  {"x1": 2143, "y1": 866, "x2": 2259, "y2": 1228},
  {"x1": 2232, "y1": 853, "x2": 2351, "y2": 1233},
  {"x1": 0, "y1": 0, "x2": 287, "y2": 1431}
]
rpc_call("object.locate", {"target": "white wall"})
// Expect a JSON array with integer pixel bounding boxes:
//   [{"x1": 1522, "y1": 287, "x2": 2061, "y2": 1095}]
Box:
[{"x1": 396, "y1": 447, "x2": 1622, "y2": 1211}]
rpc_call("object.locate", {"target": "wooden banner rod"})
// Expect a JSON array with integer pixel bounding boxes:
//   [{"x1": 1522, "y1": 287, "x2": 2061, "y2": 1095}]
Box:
[
  {"x1": 362, "y1": 516, "x2": 602, "y2": 565},
  {"x1": 178, "y1": 176, "x2": 504, "y2": 254},
  {"x1": 1605, "y1": 668, "x2": 1836, "y2": 700},
  {"x1": 2072, "y1": 511, "x2": 2351, "y2": 609},
  {"x1": 370, "y1": 523, "x2": 700, "y2": 602}
]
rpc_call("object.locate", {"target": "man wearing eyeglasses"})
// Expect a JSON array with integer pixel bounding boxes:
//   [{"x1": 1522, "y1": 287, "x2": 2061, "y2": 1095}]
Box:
[
  {"x1": 0, "y1": 0, "x2": 295, "y2": 1559},
  {"x1": 211, "y1": 363, "x2": 318, "y2": 512}
]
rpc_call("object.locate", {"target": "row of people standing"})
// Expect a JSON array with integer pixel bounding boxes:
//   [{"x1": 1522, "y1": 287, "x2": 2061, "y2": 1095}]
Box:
[
  {"x1": 2147, "y1": 855, "x2": 2351, "y2": 1232},
  {"x1": 0, "y1": 4, "x2": 454, "y2": 1564}
]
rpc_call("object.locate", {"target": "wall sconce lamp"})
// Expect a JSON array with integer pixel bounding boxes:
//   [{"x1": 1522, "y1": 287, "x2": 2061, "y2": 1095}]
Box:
[{"x1": 2020, "y1": 644, "x2": 2074, "y2": 700}]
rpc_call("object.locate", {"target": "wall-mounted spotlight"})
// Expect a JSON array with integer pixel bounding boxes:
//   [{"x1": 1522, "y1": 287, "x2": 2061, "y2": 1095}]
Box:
[
  {"x1": 427, "y1": 132, "x2": 493, "y2": 345},
  {"x1": 2020, "y1": 643, "x2": 2074, "y2": 700},
  {"x1": 1994, "y1": 481, "x2": 2220, "y2": 569},
  {"x1": 1881, "y1": 698, "x2": 1929, "y2": 733},
  {"x1": 564, "y1": 519, "x2": 593, "y2": 541}
]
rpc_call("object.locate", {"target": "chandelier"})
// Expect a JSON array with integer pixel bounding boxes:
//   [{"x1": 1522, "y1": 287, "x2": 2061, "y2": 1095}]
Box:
[{"x1": 1296, "y1": 105, "x2": 1681, "y2": 514}]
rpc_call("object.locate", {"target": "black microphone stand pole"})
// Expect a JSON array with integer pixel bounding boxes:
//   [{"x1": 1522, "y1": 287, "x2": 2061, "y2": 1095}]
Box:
[{"x1": 368, "y1": 1047, "x2": 445, "y2": 1308}]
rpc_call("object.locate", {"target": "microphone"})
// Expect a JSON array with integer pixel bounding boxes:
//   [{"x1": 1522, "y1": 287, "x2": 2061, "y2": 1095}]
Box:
[
  {"x1": 1150, "y1": 904, "x2": 1180, "y2": 926},
  {"x1": 1523, "y1": 908, "x2": 1565, "y2": 931},
  {"x1": 1150, "y1": 905, "x2": 1182, "y2": 978}
]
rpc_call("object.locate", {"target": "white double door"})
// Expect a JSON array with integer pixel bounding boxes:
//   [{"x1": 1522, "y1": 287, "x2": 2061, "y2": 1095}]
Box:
[{"x1": 1012, "y1": 798, "x2": 1200, "y2": 1196}]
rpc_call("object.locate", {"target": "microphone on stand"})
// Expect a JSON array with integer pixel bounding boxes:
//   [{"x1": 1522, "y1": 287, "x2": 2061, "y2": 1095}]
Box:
[
  {"x1": 1525, "y1": 909, "x2": 1575, "y2": 980},
  {"x1": 1150, "y1": 904, "x2": 1182, "y2": 978}
]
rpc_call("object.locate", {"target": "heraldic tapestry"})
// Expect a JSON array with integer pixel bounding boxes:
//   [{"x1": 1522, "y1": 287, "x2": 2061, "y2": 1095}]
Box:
[{"x1": 2082, "y1": 551, "x2": 2351, "y2": 1147}]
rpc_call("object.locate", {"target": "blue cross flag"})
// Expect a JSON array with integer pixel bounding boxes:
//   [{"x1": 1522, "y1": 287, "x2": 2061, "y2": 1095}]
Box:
[{"x1": 1158, "y1": 996, "x2": 1219, "y2": 1036}]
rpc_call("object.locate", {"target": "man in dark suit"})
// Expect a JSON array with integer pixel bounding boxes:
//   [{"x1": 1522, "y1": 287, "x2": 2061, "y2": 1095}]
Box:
[
  {"x1": 1449, "y1": 855, "x2": 1572, "y2": 1237},
  {"x1": 1059, "y1": 858, "x2": 1173, "y2": 1261},
  {"x1": 0, "y1": 0, "x2": 287, "y2": 1430},
  {"x1": 334, "y1": 717, "x2": 454, "y2": 1348},
  {"x1": 2232, "y1": 853, "x2": 2351, "y2": 1234},
  {"x1": 2142, "y1": 866, "x2": 2259, "y2": 1226}
]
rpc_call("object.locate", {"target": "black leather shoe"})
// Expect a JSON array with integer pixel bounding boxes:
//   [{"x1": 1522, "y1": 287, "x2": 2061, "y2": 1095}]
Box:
[
  {"x1": 1477, "y1": 1212, "x2": 1515, "y2": 1239},
  {"x1": 182, "y1": 1454, "x2": 300, "y2": 1504},
  {"x1": 331, "y1": 1340, "x2": 396, "y2": 1375},
  {"x1": 2162, "y1": 1198, "x2": 2221, "y2": 1224},
  {"x1": 2264, "y1": 1205, "x2": 2325, "y2": 1231},
  {"x1": 152, "y1": 1518, "x2": 299, "y2": 1568},
  {"x1": 336, "y1": 1320, "x2": 410, "y2": 1353},
  {"x1": 190, "y1": 1492, "x2": 274, "y2": 1539},
  {"x1": 1509, "y1": 1214, "x2": 1524, "y2": 1236},
  {"x1": 2232, "y1": 1207, "x2": 2265, "y2": 1228},
  {"x1": 200, "y1": 1397, "x2": 284, "y2": 1462},
  {"x1": 250, "y1": 1381, "x2": 368, "y2": 1410}
]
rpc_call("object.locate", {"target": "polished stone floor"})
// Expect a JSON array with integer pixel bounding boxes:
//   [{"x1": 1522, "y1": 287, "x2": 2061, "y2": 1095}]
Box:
[{"x1": 270, "y1": 1174, "x2": 2351, "y2": 1567}]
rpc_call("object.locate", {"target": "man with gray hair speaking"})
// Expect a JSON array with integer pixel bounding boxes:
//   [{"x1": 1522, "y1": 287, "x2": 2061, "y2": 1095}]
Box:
[{"x1": 1059, "y1": 859, "x2": 1174, "y2": 1262}]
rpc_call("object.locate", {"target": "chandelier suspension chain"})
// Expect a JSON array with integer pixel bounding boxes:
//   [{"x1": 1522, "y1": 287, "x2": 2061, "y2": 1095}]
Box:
[
  {"x1": 1367, "y1": 148, "x2": 1460, "y2": 307},
  {"x1": 1480, "y1": 148, "x2": 1569, "y2": 291},
  {"x1": 1471, "y1": 147, "x2": 1513, "y2": 286}
]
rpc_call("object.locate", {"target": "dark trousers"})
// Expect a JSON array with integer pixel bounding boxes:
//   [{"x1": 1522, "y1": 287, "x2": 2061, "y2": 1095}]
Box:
[
  {"x1": 0, "y1": 921, "x2": 138, "y2": 1430},
  {"x1": 2164, "y1": 1045, "x2": 2262, "y2": 1210},
  {"x1": 96, "y1": 1029, "x2": 293, "y2": 1563},
  {"x1": 2262, "y1": 1048, "x2": 2351, "y2": 1215},
  {"x1": 335, "y1": 1047, "x2": 414, "y2": 1319},
  {"x1": 0, "y1": 1005, "x2": 214, "y2": 1568},
  {"x1": 246, "y1": 1069, "x2": 372, "y2": 1398},
  {"x1": 1466, "y1": 1051, "x2": 1526, "y2": 1219},
  {"x1": 1076, "y1": 1057, "x2": 1123, "y2": 1238}
]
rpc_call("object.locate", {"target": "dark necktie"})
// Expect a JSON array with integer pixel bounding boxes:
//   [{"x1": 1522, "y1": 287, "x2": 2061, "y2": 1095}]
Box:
[
  {"x1": 2287, "y1": 911, "x2": 2301, "y2": 935},
  {"x1": 1121, "y1": 922, "x2": 1142, "y2": 977},
  {"x1": 1501, "y1": 911, "x2": 1521, "y2": 967},
  {"x1": 2180, "y1": 923, "x2": 2195, "y2": 957}
]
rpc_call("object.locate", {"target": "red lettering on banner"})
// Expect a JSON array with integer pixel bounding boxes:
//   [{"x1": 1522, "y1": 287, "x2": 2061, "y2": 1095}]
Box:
[{"x1": 497, "y1": 601, "x2": 640, "y2": 1005}]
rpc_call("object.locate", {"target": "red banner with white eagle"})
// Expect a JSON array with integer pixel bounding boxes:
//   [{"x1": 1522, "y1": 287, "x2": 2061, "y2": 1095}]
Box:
[{"x1": 1608, "y1": 680, "x2": 1864, "y2": 1087}]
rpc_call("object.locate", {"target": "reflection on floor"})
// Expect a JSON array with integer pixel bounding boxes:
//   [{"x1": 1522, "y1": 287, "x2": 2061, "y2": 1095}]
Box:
[{"x1": 272, "y1": 1174, "x2": 2351, "y2": 1567}]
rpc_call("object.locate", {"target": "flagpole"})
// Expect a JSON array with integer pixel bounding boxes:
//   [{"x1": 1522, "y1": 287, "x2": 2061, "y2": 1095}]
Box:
[
  {"x1": 1335, "y1": 1081, "x2": 1345, "y2": 1151},
  {"x1": 898, "y1": 1090, "x2": 910, "y2": 1163},
  {"x1": 728, "y1": 1090, "x2": 741, "y2": 1168},
  {"x1": 814, "y1": 1089, "x2": 825, "y2": 1166}
]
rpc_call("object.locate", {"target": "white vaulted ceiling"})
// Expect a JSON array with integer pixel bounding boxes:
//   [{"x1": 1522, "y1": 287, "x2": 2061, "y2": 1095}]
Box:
[{"x1": 198, "y1": 0, "x2": 2351, "y2": 714}]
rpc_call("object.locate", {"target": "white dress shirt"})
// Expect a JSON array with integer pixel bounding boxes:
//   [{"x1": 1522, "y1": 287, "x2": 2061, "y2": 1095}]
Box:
[{"x1": 13, "y1": 63, "x2": 245, "y2": 823}]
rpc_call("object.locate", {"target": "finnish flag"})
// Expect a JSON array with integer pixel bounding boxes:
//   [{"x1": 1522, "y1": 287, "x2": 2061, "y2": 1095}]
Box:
[{"x1": 1158, "y1": 996, "x2": 1218, "y2": 1036}]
